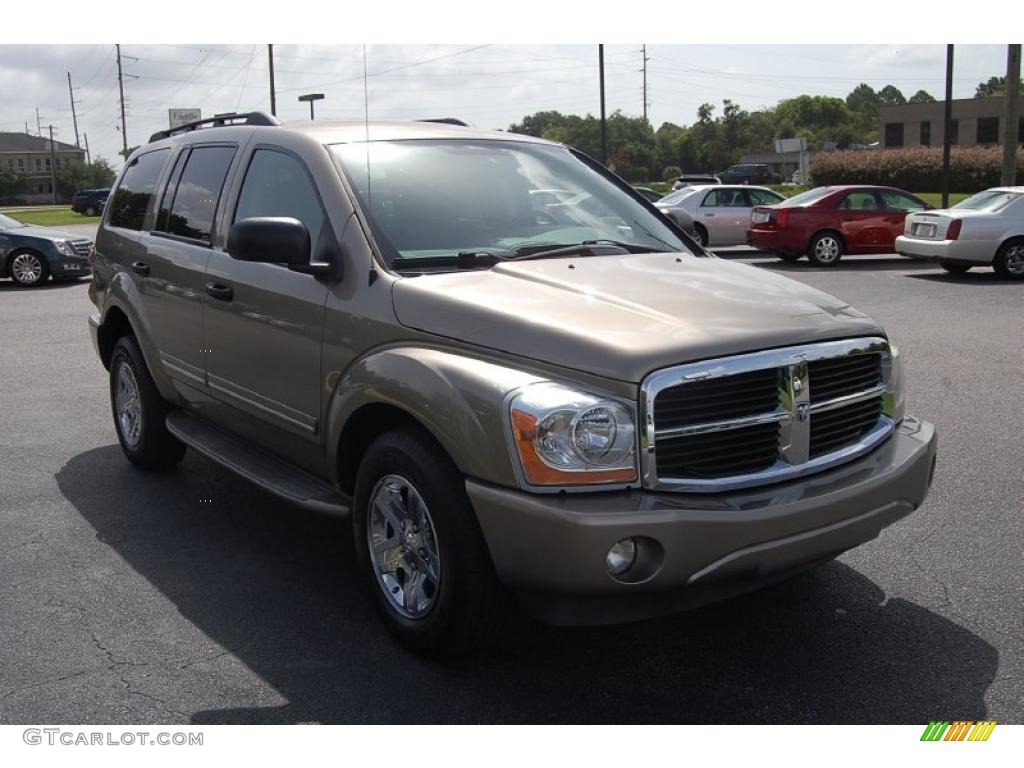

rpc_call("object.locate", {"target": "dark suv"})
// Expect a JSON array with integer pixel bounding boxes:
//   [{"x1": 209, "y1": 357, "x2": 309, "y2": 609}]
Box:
[
  {"x1": 87, "y1": 112, "x2": 936, "y2": 656},
  {"x1": 716, "y1": 164, "x2": 776, "y2": 185},
  {"x1": 71, "y1": 188, "x2": 110, "y2": 217}
]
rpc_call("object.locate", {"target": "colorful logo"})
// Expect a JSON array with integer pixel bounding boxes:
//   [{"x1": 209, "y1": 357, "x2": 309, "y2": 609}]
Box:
[{"x1": 920, "y1": 721, "x2": 997, "y2": 742}]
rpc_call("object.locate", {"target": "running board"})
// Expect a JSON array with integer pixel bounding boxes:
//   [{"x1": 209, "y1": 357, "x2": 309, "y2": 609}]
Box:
[{"x1": 166, "y1": 411, "x2": 350, "y2": 515}]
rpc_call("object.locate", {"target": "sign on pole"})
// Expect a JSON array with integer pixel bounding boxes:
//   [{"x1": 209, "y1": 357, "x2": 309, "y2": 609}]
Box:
[{"x1": 168, "y1": 109, "x2": 202, "y2": 129}]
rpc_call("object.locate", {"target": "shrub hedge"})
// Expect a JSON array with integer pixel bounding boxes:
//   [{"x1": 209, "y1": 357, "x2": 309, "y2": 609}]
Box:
[{"x1": 811, "y1": 146, "x2": 1024, "y2": 192}]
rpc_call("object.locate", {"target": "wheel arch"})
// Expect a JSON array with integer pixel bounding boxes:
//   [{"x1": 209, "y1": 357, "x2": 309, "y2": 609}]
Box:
[{"x1": 326, "y1": 347, "x2": 542, "y2": 495}]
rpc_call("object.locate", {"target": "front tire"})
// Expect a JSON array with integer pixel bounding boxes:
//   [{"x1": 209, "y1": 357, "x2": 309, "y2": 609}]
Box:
[
  {"x1": 84, "y1": 205, "x2": 98, "y2": 217},
  {"x1": 807, "y1": 231, "x2": 843, "y2": 267},
  {"x1": 940, "y1": 260, "x2": 971, "y2": 275},
  {"x1": 8, "y1": 251, "x2": 50, "y2": 287},
  {"x1": 109, "y1": 335, "x2": 186, "y2": 470},
  {"x1": 352, "y1": 426, "x2": 503, "y2": 658},
  {"x1": 993, "y1": 239, "x2": 1024, "y2": 280},
  {"x1": 692, "y1": 224, "x2": 709, "y2": 248}
]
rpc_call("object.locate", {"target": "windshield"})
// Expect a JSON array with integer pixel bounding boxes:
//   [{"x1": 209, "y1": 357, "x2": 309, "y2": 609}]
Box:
[
  {"x1": 782, "y1": 187, "x2": 834, "y2": 206},
  {"x1": 953, "y1": 190, "x2": 1021, "y2": 212},
  {"x1": 331, "y1": 139, "x2": 693, "y2": 266},
  {"x1": 0, "y1": 213, "x2": 26, "y2": 229}
]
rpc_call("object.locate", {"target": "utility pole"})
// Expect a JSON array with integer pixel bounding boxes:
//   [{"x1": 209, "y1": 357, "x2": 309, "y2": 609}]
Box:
[
  {"x1": 268, "y1": 44, "x2": 277, "y2": 116},
  {"x1": 67, "y1": 72, "x2": 81, "y2": 148},
  {"x1": 641, "y1": 44, "x2": 649, "y2": 123},
  {"x1": 83, "y1": 132, "x2": 91, "y2": 165},
  {"x1": 48, "y1": 126, "x2": 58, "y2": 205},
  {"x1": 116, "y1": 44, "x2": 128, "y2": 158},
  {"x1": 941, "y1": 45, "x2": 954, "y2": 209},
  {"x1": 35, "y1": 107, "x2": 42, "y2": 137},
  {"x1": 1001, "y1": 44, "x2": 1021, "y2": 187},
  {"x1": 599, "y1": 44, "x2": 608, "y2": 165}
]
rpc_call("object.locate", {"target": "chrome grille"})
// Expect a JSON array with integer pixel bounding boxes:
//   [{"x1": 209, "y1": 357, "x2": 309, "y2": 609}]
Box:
[
  {"x1": 641, "y1": 338, "x2": 895, "y2": 492},
  {"x1": 71, "y1": 240, "x2": 93, "y2": 258}
]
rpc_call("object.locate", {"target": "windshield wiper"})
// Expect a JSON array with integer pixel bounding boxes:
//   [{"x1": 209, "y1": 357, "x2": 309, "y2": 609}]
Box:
[{"x1": 507, "y1": 240, "x2": 670, "y2": 262}]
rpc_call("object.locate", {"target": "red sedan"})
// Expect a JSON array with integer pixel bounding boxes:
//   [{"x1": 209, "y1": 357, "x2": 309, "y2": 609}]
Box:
[{"x1": 747, "y1": 186, "x2": 932, "y2": 266}]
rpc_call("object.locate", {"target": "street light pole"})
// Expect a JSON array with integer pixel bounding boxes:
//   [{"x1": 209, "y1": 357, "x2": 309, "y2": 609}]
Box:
[
  {"x1": 268, "y1": 44, "x2": 277, "y2": 116},
  {"x1": 941, "y1": 44, "x2": 954, "y2": 209},
  {"x1": 599, "y1": 44, "x2": 608, "y2": 166},
  {"x1": 1001, "y1": 44, "x2": 1021, "y2": 187}
]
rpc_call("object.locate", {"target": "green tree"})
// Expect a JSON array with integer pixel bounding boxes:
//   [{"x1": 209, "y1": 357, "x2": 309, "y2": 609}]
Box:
[
  {"x1": 877, "y1": 85, "x2": 907, "y2": 106},
  {"x1": 662, "y1": 165, "x2": 681, "y2": 182},
  {"x1": 55, "y1": 159, "x2": 117, "y2": 199},
  {"x1": 845, "y1": 83, "x2": 878, "y2": 113},
  {"x1": 975, "y1": 75, "x2": 1024, "y2": 97},
  {"x1": 908, "y1": 89, "x2": 936, "y2": 104},
  {"x1": 0, "y1": 170, "x2": 27, "y2": 202}
]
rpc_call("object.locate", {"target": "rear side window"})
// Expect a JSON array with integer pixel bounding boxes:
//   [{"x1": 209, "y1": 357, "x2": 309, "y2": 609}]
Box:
[
  {"x1": 702, "y1": 189, "x2": 747, "y2": 207},
  {"x1": 107, "y1": 149, "x2": 169, "y2": 231},
  {"x1": 157, "y1": 145, "x2": 236, "y2": 242},
  {"x1": 234, "y1": 149, "x2": 325, "y2": 256},
  {"x1": 880, "y1": 191, "x2": 925, "y2": 212},
  {"x1": 839, "y1": 191, "x2": 880, "y2": 210}
]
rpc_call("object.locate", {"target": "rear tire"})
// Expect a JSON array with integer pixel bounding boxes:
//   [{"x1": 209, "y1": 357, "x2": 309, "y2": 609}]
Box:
[
  {"x1": 109, "y1": 335, "x2": 186, "y2": 470},
  {"x1": 807, "y1": 231, "x2": 843, "y2": 267},
  {"x1": 352, "y1": 426, "x2": 503, "y2": 658},
  {"x1": 940, "y1": 260, "x2": 971, "y2": 275},
  {"x1": 993, "y1": 239, "x2": 1024, "y2": 280}
]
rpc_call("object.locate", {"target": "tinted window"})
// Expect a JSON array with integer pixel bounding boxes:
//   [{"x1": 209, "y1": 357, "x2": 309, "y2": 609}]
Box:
[
  {"x1": 840, "y1": 192, "x2": 880, "y2": 210},
  {"x1": 977, "y1": 117, "x2": 999, "y2": 145},
  {"x1": 108, "y1": 149, "x2": 169, "y2": 231},
  {"x1": 703, "y1": 188, "x2": 747, "y2": 207},
  {"x1": 884, "y1": 123, "x2": 904, "y2": 147},
  {"x1": 234, "y1": 150, "x2": 325, "y2": 256},
  {"x1": 160, "y1": 145, "x2": 236, "y2": 242},
  {"x1": 748, "y1": 189, "x2": 784, "y2": 205},
  {"x1": 880, "y1": 191, "x2": 925, "y2": 212}
]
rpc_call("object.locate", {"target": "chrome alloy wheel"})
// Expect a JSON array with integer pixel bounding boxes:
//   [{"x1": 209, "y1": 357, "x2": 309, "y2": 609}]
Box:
[
  {"x1": 114, "y1": 362, "x2": 143, "y2": 449},
  {"x1": 367, "y1": 475, "x2": 441, "y2": 619},
  {"x1": 1004, "y1": 243, "x2": 1024, "y2": 276},
  {"x1": 814, "y1": 236, "x2": 841, "y2": 263},
  {"x1": 11, "y1": 253, "x2": 44, "y2": 285}
]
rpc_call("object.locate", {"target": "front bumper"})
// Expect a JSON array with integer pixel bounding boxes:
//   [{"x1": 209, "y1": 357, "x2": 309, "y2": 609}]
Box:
[
  {"x1": 895, "y1": 236, "x2": 994, "y2": 265},
  {"x1": 469, "y1": 417, "x2": 936, "y2": 625},
  {"x1": 49, "y1": 255, "x2": 92, "y2": 278}
]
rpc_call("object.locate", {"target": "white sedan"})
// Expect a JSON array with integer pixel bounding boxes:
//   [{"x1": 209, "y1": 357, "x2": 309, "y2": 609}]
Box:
[
  {"x1": 656, "y1": 184, "x2": 784, "y2": 247},
  {"x1": 896, "y1": 187, "x2": 1024, "y2": 279}
]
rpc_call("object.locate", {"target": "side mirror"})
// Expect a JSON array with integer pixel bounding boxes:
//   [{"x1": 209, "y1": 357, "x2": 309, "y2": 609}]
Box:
[{"x1": 227, "y1": 217, "x2": 310, "y2": 265}]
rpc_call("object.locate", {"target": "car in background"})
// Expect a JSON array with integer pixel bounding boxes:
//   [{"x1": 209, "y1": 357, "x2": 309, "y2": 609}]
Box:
[
  {"x1": 896, "y1": 187, "x2": 1024, "y2": 279},
  {"x1": 747, "y1": 186, "x2": 931, "y2": 266},
  {"x1": 716, "y1": 164, "x2": 776, "y2": 185},
  {"x1": 657, "y1": 184, "x2": 785, "y2": 247},
  {"x1": 70, "y1": 188, "x2": 110, "y2": 217},
  {"x1": 0, "y1": 212, "x2": 93, "y2": 286},
  {"x1": 671, "y1": 174, "x2": 720, "y2": 191},
  {"x1": 632, "y1": 185, "x2": 663, "y2": 203}
]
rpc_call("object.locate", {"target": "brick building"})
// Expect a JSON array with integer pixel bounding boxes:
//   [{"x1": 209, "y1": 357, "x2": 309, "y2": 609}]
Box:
[
  {"x1": 0, "y1": 132, "x2": 87, "y2": 203},
  {"x1": 879, "y1": 96, "x2": 1024, "y2": 149}
]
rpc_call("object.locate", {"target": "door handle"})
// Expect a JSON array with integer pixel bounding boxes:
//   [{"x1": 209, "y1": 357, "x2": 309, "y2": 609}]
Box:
[
  {"x1": 130, "y1": 261, "x2": 150, "y2": 276},
  {"x1": 704, "y1": 213, "x2": 715, "y2": 217},
  {"x1": 205, "y1": 282, "x2": 234, "y2": 302}
]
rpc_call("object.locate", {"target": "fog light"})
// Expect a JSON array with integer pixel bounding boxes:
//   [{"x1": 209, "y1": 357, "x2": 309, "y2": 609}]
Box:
[{"x1": 606, "y1": 538, "x2": 637, "y2": 575}]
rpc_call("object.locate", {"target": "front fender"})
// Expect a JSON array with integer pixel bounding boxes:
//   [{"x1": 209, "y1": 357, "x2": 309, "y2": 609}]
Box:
[{"x1": 325, "y1": 347, "x2": 543, "y2": 488}]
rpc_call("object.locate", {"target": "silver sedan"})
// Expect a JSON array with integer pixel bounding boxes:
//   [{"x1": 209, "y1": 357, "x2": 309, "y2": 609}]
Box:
[
  {"x1": 896, "y1": 187, "x2": 1024, "y2": 279},
  {"x1": 656, "y1": 184, "x2": 784, "y2": 248}
]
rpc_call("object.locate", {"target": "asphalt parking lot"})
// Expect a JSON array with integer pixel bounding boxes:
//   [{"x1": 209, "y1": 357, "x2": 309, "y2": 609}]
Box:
[{"x1": 1, "y1": 248, "x2": 1021, "y2": 725}]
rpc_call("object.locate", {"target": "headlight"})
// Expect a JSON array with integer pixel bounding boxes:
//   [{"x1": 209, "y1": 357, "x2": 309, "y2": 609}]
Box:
[
  {"x1": 883, "y1": 344, "x2": 906, "y2": 424},
  {"x1": 55, "y1": 240, "x2": 76, "y2": 257},
  {"x1": 508, "y1": 382, "x2": 637, "y2": 487}
]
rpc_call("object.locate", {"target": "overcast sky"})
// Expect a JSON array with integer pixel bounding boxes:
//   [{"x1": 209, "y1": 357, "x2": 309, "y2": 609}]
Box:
[{"x1": 0, "y1": 44, "x2": 1011, "y2": 167}]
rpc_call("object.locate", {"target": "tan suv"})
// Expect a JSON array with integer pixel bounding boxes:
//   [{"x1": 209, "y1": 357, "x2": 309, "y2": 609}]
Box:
[{"x1": 88, "y1": 113, "x2": 937, "y2": 656}]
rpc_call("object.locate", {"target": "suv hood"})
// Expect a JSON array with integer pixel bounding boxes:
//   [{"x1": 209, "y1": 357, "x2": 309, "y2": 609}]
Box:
[{"x1": 392, "y1": 253, "x2": 883, "y2": 383}]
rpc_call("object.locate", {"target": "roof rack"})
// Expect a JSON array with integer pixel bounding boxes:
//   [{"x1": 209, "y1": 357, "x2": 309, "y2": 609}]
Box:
[
  {"x1": 417, "y1": 118, "x2": 471, "y2": 127},
  {"x1": 149, "y1": 111, "x2": 281, "y2": 143}
]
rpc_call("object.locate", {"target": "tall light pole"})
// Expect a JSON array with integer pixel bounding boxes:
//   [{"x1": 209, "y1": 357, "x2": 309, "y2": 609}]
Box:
[
  {"x1": 298, "y1": 93, "x2": 324, "y2": 120},
  {"x1": 598, "y1": 45, "x2": 608, "y2": 165},
  {"x1": 1001, "y1": 44, "x2": 1021, "y2": 187},
  {"x1": 941, "y1": 45, "x2": 954, "y2": 209},
  {"x1": 67, "y1": 72, "x2": 81, "y2": 148},
  {"x1": 268, "y1": 44, "x2": 277, "y2": 116}
]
